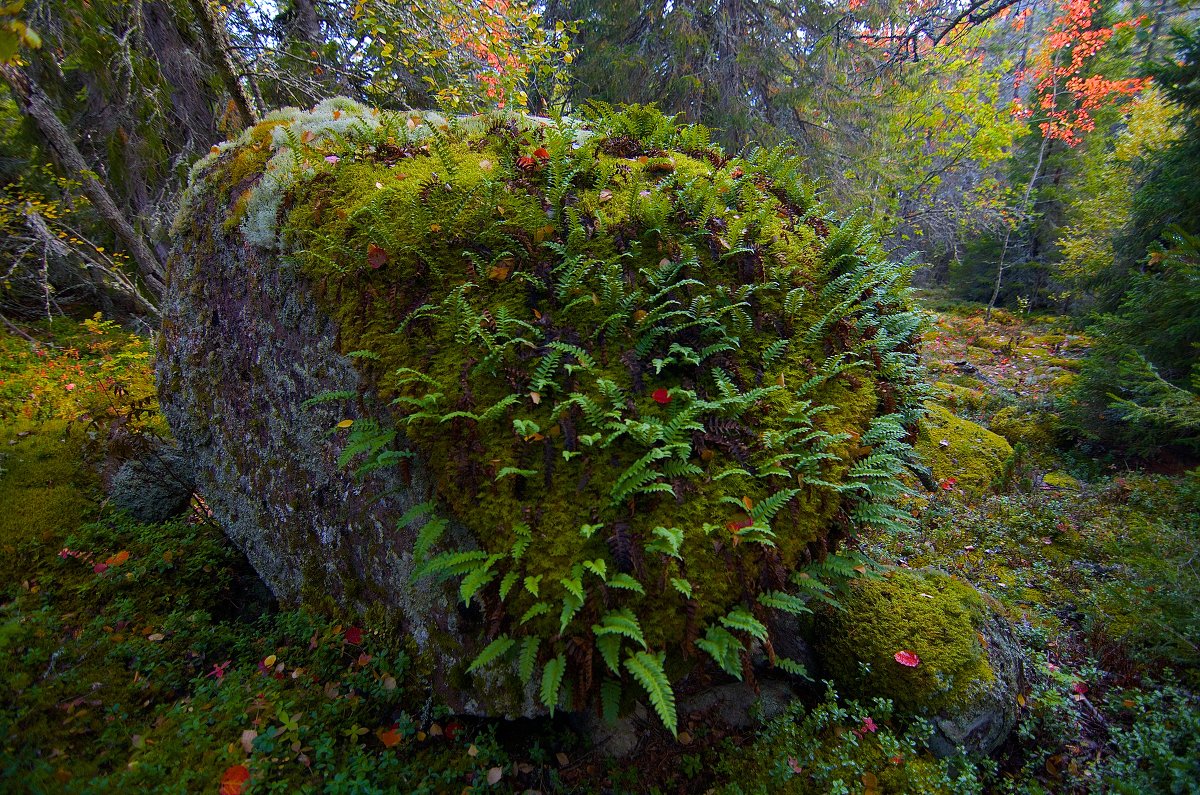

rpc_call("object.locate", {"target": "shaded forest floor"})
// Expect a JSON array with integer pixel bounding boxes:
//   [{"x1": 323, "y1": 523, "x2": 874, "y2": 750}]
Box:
[{"x1": 1, "y1": 302, "x2": 1197, "y2": 794}]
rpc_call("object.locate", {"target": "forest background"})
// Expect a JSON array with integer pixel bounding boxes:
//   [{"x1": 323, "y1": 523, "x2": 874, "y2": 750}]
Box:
[{"x1": 1, "y1": 0, "x2": 1197, "y2": 450}]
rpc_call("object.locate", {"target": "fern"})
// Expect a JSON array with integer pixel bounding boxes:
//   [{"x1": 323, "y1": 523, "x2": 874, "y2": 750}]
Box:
[
  {"x1": 624, "y1": 651, "x2": 677, "y2": 735},
  {"x1": 300, "y1": 390, "x2": 356, "y2": 409},
  {"x1": 719, "y1": 606, "x2": 769, "y2": 641},
  {"x1": 601, "y1": 679, "x2": 623, "y2": 724},
  {"x1": 775, "y1": 656, "x2": 809, "y2": 678},
  {"x1": 592, "y1": 608, "x2": 647, "y2": 650},
  {"x1": 597, "y1": 634, "x2": 622, "y2": 674},
  {"x1": 695, "y1": 625, "x2": 744, "y2": 680},
  {"x1": 645, "y1": 526, "x2": 684, "y2": 560},
  {"x1": 518, "y1": 635, "x2": 541, "y2": 682},
  {"x1": 541, "y1": 654, "x2": 567, "y2": 716},
  {"x1": 607, "y1": 573, "x2": 646, "y2": 594},
  {"x1": 758, "y1": 590, "x2": 810, "y2": 616},
  {"x1": 467, "y1": 635, "x2": 515, "y2": 674},
  {"x1": 520, "y1": 601, "x2": 552, "y2": 624},
  {"x1": 671, "y1": 577, "x2": 693, "y2": 599},
  {"x1": 458, "y1": 555, "x2": 502, "y2": 604}
]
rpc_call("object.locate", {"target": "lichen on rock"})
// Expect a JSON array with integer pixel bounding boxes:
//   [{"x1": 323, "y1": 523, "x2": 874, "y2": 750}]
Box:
[{"x1": 160, "y1": 99, "x2": 932, "y2": 730}]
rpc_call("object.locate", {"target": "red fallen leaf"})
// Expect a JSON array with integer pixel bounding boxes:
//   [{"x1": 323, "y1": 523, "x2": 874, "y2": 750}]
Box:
[
  {"x1": 726, "y1": 514, "x2": 753, "y2": 532},
  {"x1": 367, "y1": 244, "x2": 388, "y2": 269},
  {"x1": 516, "y1": 155, "x2": 537, "y2": 169},
  {"x1": 444, "y1": 721, "x2": 462, "y2": 740},
  {"x1": 939, "y1": 477, "x2": 958, "y2": 491},
  {"x1": 1072, "y1": 681, "x2": 1088, "y2": 695},
  {"x1": 344, "y1": 626, "x2": 363, "y2": 645},
  {"x1": 894, "y1": 650, "x2": 921, "y2": 667},
  {"x1": 93, "y1": 563, "x2": 109, "y2": 574},
  {"x1": 652, "y1": 388, "x2": 672, "y2": 404},
  {"x1": 533, "y1": 147, "x2": 550, "y2": 160},
  {"x1": 377, "y1": 726, "x2": 403, "y2": 748},
  {"x1": 219, "y1": 764, "x2": 250, "y2": 795}
]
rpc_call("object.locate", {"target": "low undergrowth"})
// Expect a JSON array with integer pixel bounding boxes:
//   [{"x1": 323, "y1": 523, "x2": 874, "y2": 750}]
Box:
[{"x1": 1, "y1": 305, "x2": 1198, "y2": 793}]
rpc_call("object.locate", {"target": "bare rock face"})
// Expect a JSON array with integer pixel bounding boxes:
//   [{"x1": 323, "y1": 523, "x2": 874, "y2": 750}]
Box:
[{"x1": 159, "y1": 99, "x2": 930, "y2": 729}]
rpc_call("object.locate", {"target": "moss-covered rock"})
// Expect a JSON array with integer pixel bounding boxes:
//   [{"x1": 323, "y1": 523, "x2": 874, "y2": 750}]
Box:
[
  {"x1": 813, "y1": 568, "x2": 1022, "y2": 755},
  {"x1": 160, "y1": 100, "x2": 929, "y2": 727},
  {"x1": 988, "y1": 405, "x2": 1055, "y2": 452},
  {"x1": 915, "y1": 404, "x2": 1013, "y2": 499}
]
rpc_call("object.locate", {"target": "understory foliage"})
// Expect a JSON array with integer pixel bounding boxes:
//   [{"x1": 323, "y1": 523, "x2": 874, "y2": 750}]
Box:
[{"x1": 183, "y1": 100, "x2": 931, "y2": 733}]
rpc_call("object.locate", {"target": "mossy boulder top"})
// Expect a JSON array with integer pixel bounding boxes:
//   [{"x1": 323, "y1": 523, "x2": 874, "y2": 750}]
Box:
[{"x1": 159, "y1": 99, "x2": 928, "y2": 725}]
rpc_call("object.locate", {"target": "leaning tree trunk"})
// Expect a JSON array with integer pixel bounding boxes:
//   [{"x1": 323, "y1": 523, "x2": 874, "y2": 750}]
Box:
[{"x1": 0, "y1": 62, "x2": 165, "y2": 299}]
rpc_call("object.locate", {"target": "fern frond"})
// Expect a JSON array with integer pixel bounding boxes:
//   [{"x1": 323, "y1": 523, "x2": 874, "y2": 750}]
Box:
[
  {"x1": 467, "y1": 635, "x2": 515, "y2": 673},
  {"x1": 541, "y1": 654, "x2": 567, "y2": 716},
  {"x1": 624, "y1": 651, "x2": 677, "y2": 735}
]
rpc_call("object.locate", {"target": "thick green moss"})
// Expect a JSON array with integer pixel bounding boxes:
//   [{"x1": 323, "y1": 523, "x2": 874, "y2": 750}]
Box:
[
  {"x1": 815, "y1": 569, "x2": 996, "y2": 718},
  {"x1": 179, "y1": 100, "x2": 930, "y2": 724},
  {"x1": 915, "y1": 404, "x2": 1013, "y2": 499}
]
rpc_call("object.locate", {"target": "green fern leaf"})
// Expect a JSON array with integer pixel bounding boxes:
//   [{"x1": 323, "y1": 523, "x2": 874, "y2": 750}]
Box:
[
  {"x1": 499, "y1": 571, "x2": 519, "y2": 601},
  {"x1": 601, "y1": 679, "x2": 622, "y2": 724},
  {"x1": 719, "y1": 606, "x2": 769, "y2": 641},
  {"x1": 583, "y1": 559, "x2": 607, "y2": 580},
  {"x1": 624, "y1": 651, "x2": 677, "y2": 735},
  {"x1": 518, "y1": 635, "x2": 541, "y2": 682},
  {"x1": 596, "y1": 633, "x2": 621, "y2": 674},
  {"x1": 695, "y1": 625, "x2": 744, "y2": 679},
  {"x1": 671, "y1": 577, "x2": 693, "y2": 599},
  {"x1": 541, "y1": 654, "x2": 567, "y2": 716},
  {"x1": 607, "y1": 573, "x2": 645, "y2": 594},
  {"x1": 467, "y1": 635, "x2": 515, "y2": 674},
  {"x1": 758, "y1": 590, "x2": 810, "y2": 616},
  {"x1": 459, "y1": 556, "x2": 502, "y2": 604},
  {"x1": 592, "y1": 608, "x2": 647, "y2": 650},
  {"x1": 523, "y1": 575, "x2": 541, "y2": 597},
  {"x1": 559, "y1": 594, "x2": 584, "y2": 635},
  {"x1": 775, "y1": 656, "x2": 809, "y2": 678},
  {"x1": 520, "y1": 602, "x2": 551, "y2": 624}
]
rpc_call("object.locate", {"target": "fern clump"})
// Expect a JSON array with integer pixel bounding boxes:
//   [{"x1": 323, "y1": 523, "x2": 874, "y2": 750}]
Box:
[{"x1": 183, "y1": 100, "x2": 929, "y2": 733}]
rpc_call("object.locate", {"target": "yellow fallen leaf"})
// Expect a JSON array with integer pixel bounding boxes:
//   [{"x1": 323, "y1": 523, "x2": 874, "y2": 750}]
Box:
[
  {"x1": 264, "y1": 654, "x2": 277, "y2": 667},
  {"x1": 337, "y1": 419, "x2": 354, "y2": 429}
]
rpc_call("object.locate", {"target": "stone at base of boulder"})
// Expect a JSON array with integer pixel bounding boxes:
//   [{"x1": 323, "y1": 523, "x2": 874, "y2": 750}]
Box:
[
  {"x1": 107, "y1": 444, "x2": 195, "y2": 523},
  {"x1": 578, "y1": 678, "x2": 798, "y2": 758}
]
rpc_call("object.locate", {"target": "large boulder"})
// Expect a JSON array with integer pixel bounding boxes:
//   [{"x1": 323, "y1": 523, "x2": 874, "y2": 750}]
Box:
[{"x1": 159, "y1": 99, "x2": 928, "y2": 728}]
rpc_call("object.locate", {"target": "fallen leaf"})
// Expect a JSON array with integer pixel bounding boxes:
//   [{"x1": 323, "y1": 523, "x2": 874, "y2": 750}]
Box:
[
  {"x1": 533, "y1": 147, "x2": 550, "y2": 160},
  {"x1": 147, "y1": 633, "x2": 164, "y2": 642},
  {"x1": 530, "y1": 391, "x2": 541, "y2": 405},
  {"x1": 377, "y1": 726, "x2": 402, "y2": 748},
  {"x1": 344, "y1": 626, "x2": 363, "y2": 645},
  {"x1": 240, "y1": 729, "x2": 258, "y2": 753},
  {"x1": 337, "y1": 419, "x2": 354, "y2": 429},
  {"x1": 652, "y1": 388, "x2": 672, "y2": 404},
  {"x1": 264, "y1": 654, "x2": 277, "y2": 667},
  {"x1": 467, "y1": 744, "x2": 479, "y2": 757},
  {"x1": 382, "y1": 675, "x2": 397, "y2": 691},
  {"x1": 108, "y1": 550, "x2": 130, "y2": 566},
  {"x1": 487, "y1": 767, "x2": 503, "y2": 785},
  {"x1": 367, "y1": 243, "x2": 388, "y2": 269},
  {"x1": 219, "y1": 764, "x2": 250, "y2": 795},
  {"x1": 893, "y1": 650, "x2": 920, "y2": 667},
  {"x1": 556, "y1": 752, "x2": 570, "y2": 767}
]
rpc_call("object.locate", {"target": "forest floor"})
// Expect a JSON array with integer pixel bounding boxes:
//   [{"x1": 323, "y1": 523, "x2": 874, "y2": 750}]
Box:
[{"x1": 0, "y1": 301, "x2": 1197, "y2": 794}]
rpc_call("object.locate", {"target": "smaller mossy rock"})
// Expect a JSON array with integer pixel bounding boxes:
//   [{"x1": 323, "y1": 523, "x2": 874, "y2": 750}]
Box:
[
  {"x1": 1041, "y1": 470, "x2": 1082, "y2": 491},
  {"x1": 988, "y1": 406, "x2": 1056, "y2": 452},
  {"x1": 934, "y1": 381, "x2": 985, "y2": 412},
  {"x1": 108, "y1": 444, "x2": 195, "y2": 523},
  {"x1": 916, "y1": 404, "x2": 1013, "y2": 498},
  {"x1": 814, "y1": 568, "x2": 1022, "y2": 756}
]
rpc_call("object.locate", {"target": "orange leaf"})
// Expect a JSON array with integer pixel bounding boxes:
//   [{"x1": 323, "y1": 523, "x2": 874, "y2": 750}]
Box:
[
  {"x1": 376, "y1": 727, "x2": 403, "y2": 748},
  {"x1": 220, "y1": 764, "x2": 250, "y2": 795},
  {"x1": 367, "y1": 244, "x2": 388, "y2": 269},
  {"x1": 106, "y1": 550, "x2": 129, "y2": 566}
]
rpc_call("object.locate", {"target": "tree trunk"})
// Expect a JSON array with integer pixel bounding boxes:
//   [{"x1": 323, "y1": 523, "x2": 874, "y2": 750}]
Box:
[
  {"x1": 0, "y1": 62, "x2": 165, "y2": 299},
  {"x1": 187, "y1": 0, "x2": 259, "y2": 127}
]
